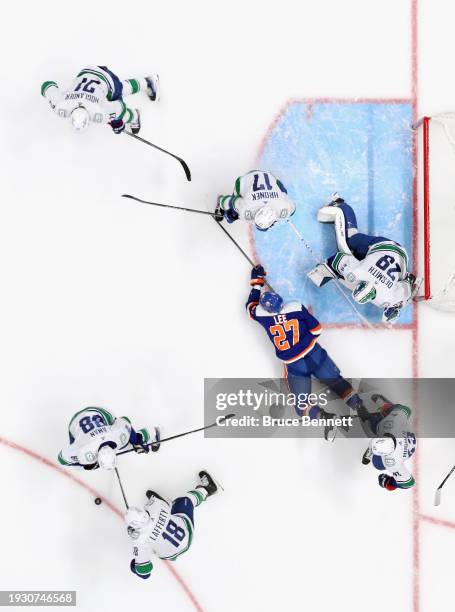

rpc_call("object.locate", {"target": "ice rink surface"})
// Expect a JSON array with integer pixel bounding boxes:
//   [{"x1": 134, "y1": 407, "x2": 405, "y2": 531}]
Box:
[{"x1": 1, "y1": 1, "x2": 455, "y2": 610}]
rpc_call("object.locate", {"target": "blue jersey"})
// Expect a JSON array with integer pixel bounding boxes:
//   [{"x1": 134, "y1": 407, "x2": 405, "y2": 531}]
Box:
[{"x1": 246, "y1": 288, "x2": 322, "y2": 363}]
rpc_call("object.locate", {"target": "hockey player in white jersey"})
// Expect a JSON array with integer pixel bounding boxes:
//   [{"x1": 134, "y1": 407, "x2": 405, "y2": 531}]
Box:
[
  {"x1": 58, "y1": 406, "x2": 160, "y2": 470},
  {"x1": 362, "y1": 394, "x2": 416, "y2": 491},
  {"x1": 215, "y1": 171, "x2": 296, "y2": 231},
  {"x1": 41, "y1": 65, "x2": 159, "y2": 135},
  {"x1": 308, "y1": 195, "x2": 421, "y2": 323},
  {"x1": 126, "y1": 471, "x2": 218, "y2": 579}
]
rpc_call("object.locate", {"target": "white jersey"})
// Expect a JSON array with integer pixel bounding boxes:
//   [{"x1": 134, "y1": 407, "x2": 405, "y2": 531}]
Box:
[
  {"x1": 42, "y1": 66, "x2": 123, "y2": 124},
  {"x1": 129, "y1": 497, "x2": 193, "y2": 571},
  {"x1": 58, "y1": 407, "x2": 132, "y2": 467},
  {"x1": 332, "y1": 241, "x2": 412, "y2": 309},
  {"x1": 227, "y1": 171, "x2": 296, "y2": 222},
  {"x1": 372, "y1": 405, "x2": 416, "y2": 488}
]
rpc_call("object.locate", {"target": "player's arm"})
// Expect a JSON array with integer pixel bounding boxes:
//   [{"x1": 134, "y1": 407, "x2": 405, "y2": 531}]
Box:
[
  {"x1": 378, "y1": 466, "x2": 415, "y2": 491},
  {"x1": 41, "y1": 81, "x2": 62, "y2": 112},
  {"x1": 246, "y1": 265, "x2": 266, "y2": 319},
  {"x1": 219, "y1": 175, "x2": 244, "y2": 223},
  {"x1": 128, "y1": 538, "x2": 153, "y2": 579},
  {"x1": 297, "y1": 305, "x2": 322, "y2": 336}
]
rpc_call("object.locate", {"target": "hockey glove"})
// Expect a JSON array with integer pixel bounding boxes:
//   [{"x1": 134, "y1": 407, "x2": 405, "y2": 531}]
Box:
[
  {"x1": 378, "y1": 474, "x2": 398, "y2": 491},
  {"x1": 109, "y1": 118, "x2": 125, "y2": 134},
  {"x1": 132, "y1": 431, "x2": 150, "y2": 454},
  {"x1": 225, "y1": 208, "x2": 239, "y2": 223},
  {"x1": 250, "y1": 265, "x2": 266, "y2": 287},
  {"x1": 130, "y1": 559, "x2": 151, "y2": 579},
  {"x1": 383, "y1": 306, "x2": 401, "y2": 324}
]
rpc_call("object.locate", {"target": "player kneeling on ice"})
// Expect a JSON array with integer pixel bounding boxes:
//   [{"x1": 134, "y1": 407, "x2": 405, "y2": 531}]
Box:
[
  {"x1": 58, "y1": 407, "x2": 160, "y2": 470},
  {"x1": 126, "y1": 471, "x2": 219, "y2": 579},
  {"x1": 308, "y1": 195, "x2": 421, "y2": 323},
  {"x1": 246, "y1": 265, "x2": 366, "y2": 436},
  {"x1": 215, "y1": 171, "x2": 296, "y2": 231},
  {"x1": 362, "y1": 394, "x2": 416, "y2": 491},
  {"x1": 41, "y1": 65, "x2": 159, "y2": 135}
]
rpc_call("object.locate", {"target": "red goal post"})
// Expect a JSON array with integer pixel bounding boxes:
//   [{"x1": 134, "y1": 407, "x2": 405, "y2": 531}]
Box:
[{"x1": 413, "y1": 113, "x2": 455, "y2": 309}]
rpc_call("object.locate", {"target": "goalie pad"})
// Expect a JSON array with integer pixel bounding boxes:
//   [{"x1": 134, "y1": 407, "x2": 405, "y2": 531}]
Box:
[
  {"x1": 307, "y1": 263, "x2": 336, "y2": 287},
  {"x1": 317, "y1": 206, "x2": 352, "y2": 255}
]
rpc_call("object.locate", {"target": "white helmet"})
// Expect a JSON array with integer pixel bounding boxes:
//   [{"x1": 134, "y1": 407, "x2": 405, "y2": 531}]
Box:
[
  {"x1": 70, "y1": 106, "x2": 90, "y2": 133},
  {"x1": 124, "y1": 506, "x2": 150, "y2": 529},
  {"x1": 371, "y1": 436, "x2": 396, "y2": 456},
  {"x1": 97, "y1": 445, "x2": 117, "y2": 470},
  {"x1": 254, "y1": 205, "x2": 277, "y2": 230},
  {"x1": 352, "y1": 280, "x2": 377, "y2": 304}
]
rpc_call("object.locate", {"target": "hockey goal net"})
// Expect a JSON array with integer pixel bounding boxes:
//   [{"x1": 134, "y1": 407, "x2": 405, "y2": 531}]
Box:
[{"x1": 414, "y1": 113, "x2": 455, "y2": 311}]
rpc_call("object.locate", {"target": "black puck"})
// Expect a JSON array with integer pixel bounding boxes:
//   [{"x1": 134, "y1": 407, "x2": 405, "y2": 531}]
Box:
[{"x1": 94, "y1": 497, "x2": 102, "y2": 505}]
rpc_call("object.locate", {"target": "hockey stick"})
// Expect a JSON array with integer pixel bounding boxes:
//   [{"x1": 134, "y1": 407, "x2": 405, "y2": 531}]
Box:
[
  {"x1": 116, "y1": 413, "x2": 236, "y2": 457},
  {"x1": 214, "y1": 219, "x2": 277, "y2": 293},
  {"x1": 115, "y1": 467, "x2": 129, "y2": 509},
  {"x1": 287, "y1": 221, "x2": 375, "y2": 330},
  {"x1": 123, "y1": 131, "x2": 191, "y2": 181},
  {"x1": 122, "y1": 194, "x2": 216, "y2": 217},
  {"x1": 434, "y1": 465, "x2": 455, "y2": 506}
]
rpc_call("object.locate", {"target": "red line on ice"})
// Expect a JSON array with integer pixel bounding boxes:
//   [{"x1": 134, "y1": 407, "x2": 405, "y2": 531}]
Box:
[
  {"x1": 0, "y1": 437, "x2": 204, "y2": 612},
  {"x1": 419, "y1": 514, "x2": 455, "y2": 530}
]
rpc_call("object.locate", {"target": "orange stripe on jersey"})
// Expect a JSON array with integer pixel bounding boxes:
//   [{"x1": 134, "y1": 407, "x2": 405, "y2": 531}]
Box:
[
  {"x1": 310, "y1": 324, "x2": 322, "y2": 335},
  {"x1": 283, "y1": 337, "x2": 318, "y2": 364}
]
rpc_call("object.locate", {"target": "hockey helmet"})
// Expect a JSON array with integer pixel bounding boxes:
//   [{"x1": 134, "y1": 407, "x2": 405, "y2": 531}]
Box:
[
  {"x1": 70, "y1": 105, "x2": 90, "y2": 133},
  {"x1": 352, "y1": 280, "x2": 377, "y2": 304},
  {"x1": 124, "y1": 506, "x2": 150, "y2": 529},
  {"x1": 371, "y1": 435, "x2": 396, "y2": 456},
  {"x1": 97, "y1": 444, "x2": 117, "y2": 470},
  {"x1": 254, "y1": 205, "x2": 277, "y2": 231},
  {"x1": 260, "y1": 291, "x2": 284, "y2": 313}
]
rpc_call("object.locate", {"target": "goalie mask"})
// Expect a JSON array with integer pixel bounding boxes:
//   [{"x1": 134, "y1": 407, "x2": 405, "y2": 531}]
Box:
[
  {"x1": 70, "y1": 105, "x2": 90, "y2": 133},
  {"x1": 254, "y1": 205, "x2": 277, "y2": 231},
  {"x1": 371, "y1": 435, "x2": 396, "y2": 456},
  {"x1": 352, "y1": 280, "x2": 377, "y2": 304}
]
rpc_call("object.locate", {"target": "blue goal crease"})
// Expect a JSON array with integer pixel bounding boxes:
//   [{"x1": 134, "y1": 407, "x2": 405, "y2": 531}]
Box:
[{"x1": 255, "y1": 101, "x2": 414, "y2": 325}]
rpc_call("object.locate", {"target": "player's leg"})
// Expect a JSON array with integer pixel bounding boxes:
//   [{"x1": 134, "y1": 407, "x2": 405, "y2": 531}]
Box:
[
  {"x1": 311, "y1": 345, "x2": 368, "y2": 417},
  {"x1": 120, "y1": 75, "x2": 159, "y2": 101},
  {"x1": 285, "y1": 356, "x2": 334, "y2": 422}
]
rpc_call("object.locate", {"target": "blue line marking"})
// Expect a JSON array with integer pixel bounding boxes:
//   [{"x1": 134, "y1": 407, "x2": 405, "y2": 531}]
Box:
[{"x1": 255, "y1": 101, "x2": 414, "y2": 325}]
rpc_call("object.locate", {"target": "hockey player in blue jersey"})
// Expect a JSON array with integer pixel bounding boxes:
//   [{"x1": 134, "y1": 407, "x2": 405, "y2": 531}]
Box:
[
  {"x1": 246, "y1": 265, "x2": 366, "y2": 432},
  {"x1": 308, "y1": 195, "x2": 421, "y2": 323}
]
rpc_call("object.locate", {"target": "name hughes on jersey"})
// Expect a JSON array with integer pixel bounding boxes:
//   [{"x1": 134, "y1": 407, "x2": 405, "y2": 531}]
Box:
[{"x1": 367, "y1": 265, "x2": 394, "y2": 289}]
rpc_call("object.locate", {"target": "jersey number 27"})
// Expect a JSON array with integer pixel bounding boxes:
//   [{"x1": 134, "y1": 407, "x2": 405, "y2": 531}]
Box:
[{"x1": 270, "y1": 320, "x2": 299, "y2": 351}]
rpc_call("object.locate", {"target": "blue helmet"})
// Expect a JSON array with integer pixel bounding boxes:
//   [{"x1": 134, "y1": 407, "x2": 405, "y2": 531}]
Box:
[{"x1": 260, "y1": 292, "x2": 284, "y2": 313}]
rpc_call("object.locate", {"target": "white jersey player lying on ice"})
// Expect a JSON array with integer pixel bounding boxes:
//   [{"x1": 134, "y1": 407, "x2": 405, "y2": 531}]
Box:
[
  {"x1": 361, "y1": 394, "x2": 416, "y2": 491},
  {"x1": 308, "y1": 195, "x2": 421, "y2": 323},
  {"x1": 41, "y1": 65, "x2": 159, "y2": 135},
  {"x1": 126, "y1": 470, "x2": 219, "y2": 579},
  {"x1": 58, "y1": 406, "x2": 160, "y2": 470},
  {"x1": 215, "y1": 170, "x2": 296, "y2": 231}
]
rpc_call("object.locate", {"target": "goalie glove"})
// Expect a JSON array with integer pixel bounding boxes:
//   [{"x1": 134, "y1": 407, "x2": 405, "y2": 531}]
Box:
[
  {"x1": 250, "y1": 265, "x2": 266, "y2": 287},
  {"x1": 378, "y1": 474, "x2": 398, "y2": 491}
]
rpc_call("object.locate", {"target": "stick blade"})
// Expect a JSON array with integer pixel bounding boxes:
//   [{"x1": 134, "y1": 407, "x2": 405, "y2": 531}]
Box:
[
  {"x1": 434, "y1": 487, "x2": 442, "y2": 507},
  {"x1": 178, "y1": 158, "x2": 191, "y2": 182}
]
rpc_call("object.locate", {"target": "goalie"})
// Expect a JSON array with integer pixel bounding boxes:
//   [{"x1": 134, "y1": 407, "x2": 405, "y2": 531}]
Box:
[{"x1": 308, "y1": 195, "x2": 421, "y2": 323}]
